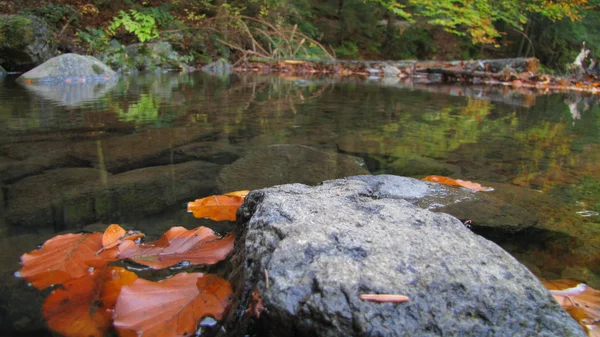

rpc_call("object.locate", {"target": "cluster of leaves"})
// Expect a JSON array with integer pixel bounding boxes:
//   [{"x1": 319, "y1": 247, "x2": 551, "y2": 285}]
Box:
[
  {"x1": 17, "y1": 190, "x2": 249, "y2": 337},
  {"x1": 373, "y1": 0, "x2": 591, "y2": 45},
  {"x1": 543, "y1": 279, "x2": 600, "y2": 336},
  {"x1": 108, "y1": 9, "x2": 161, "y2": 43}
]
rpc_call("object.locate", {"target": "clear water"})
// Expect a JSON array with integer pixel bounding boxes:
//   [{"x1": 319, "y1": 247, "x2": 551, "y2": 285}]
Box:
[{"x1": 0, "y1": 71, "x2": 599, "y2": 334}]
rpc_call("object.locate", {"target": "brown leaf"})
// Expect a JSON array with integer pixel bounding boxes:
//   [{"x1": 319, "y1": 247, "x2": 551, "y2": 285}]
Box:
[
  {"x1": 422, "y1": 175, "x2": 493, "y2": 192},
  {"x1": 19, "y1": 233, "x2": 118, "y2": 290},
  {"x1": 542, "y1": 279, "x2": 600, "y2": 336},
  {"x1": 117, "y1": 226, "x2": 235, "y2": 269},
  {"x1": 114, "y1": 273, "x2": 232, "y2": 337},
  {"x1": 42, "y1": 266, "x2": 138, "y2": 337},
  {"x1": 187, "y1": 193, "x2": 246, "y2": 221}
]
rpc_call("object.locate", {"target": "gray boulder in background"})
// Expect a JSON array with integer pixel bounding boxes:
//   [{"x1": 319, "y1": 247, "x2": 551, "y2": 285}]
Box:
[
  {"x1": 0, "y1": 15, "x2": 57, "y2": 71},
  {"x1": 16, "y1": 53, "x2": 116, "y2": 84},
  {"x1": 231, "y1": 177, "x2": 584, "y2": 337}
]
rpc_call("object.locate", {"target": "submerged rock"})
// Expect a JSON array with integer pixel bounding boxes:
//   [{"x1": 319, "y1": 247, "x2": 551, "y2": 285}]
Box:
[
  {"x1": 4, "y1": 161, "x2": 219, "y2": 230},
  {"x1": 217, "y1": 144, "x2": 369, "y2": 193},
  {"x1": 233, "y1": 177, "x2": 585, "y2": 337},
  {"x1": 69, "y1": 127, "x2": 219, "y2": 173}
]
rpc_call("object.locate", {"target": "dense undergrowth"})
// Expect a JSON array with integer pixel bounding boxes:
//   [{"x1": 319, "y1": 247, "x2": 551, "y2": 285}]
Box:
[{"x1": 0, "y1": 0, "x2": 599, "y2": 72}]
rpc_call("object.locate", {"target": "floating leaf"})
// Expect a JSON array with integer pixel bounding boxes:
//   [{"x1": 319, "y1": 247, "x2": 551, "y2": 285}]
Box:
[
  {"x1": 42, "y1": 266, "x2": 138, "y2": 337},
  {"x1": 423, "y1": 175, "x2": 493, "y2": 192},
  {"x1": 102, "y1": 224, "x2": 145, "y2": 250},
  {"x1": 19, "y1": 233, "x2": 118, "y2": 290},
  {"x1": 187, "y1": 193, "x2": 247, "y2": 221},
  {"x1": 543, "y1": 279, "x2": 600, "y2": 336},
  {"x1": 117, "y1": 226, "x2": 235, "y2": 269},
  {"x1": 114, "y1": 273, "x2": 232, "y2": 337}
]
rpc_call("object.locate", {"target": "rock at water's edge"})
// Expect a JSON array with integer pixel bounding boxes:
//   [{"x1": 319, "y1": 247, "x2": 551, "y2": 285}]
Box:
[
  {"x1": 16, "y1": 53, "x2": 116, "y2": 84},
  {"x1": 230, "y1": 177, "x2": 584, "y2": 337}
]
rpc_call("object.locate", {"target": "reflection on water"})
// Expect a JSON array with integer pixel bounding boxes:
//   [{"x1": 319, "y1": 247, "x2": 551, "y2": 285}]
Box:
[{"x1": 0, "y1": 71, "x2": 599, "y2": 331}]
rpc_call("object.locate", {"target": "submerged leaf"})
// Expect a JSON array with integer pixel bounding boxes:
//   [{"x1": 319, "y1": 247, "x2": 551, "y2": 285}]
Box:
[
  {"x1": 117, "y1": 226, "x2": 235, "y2": 269},
  {"x1": 114, "y1": 273, "x2": 232, "y2": 337},
  {"x1": 187, "y1": 193, "x2": 247, "y2": 221},
  {"x1": 42, "y1": 266, "x2": 138, "y2": 337},
  {"x1": 19, "y1": 233, "x2": 118, "y2": 290},
  {"x1": 543, "y1": 279, "x2": 600, "y2": 336},
  {"x1": 423, "y1": 175, "x2": 493, "y2": 192}
]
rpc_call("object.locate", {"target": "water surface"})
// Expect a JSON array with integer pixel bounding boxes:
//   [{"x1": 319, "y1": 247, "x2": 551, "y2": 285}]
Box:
[{"x1": 0, "y1": 71, "x2": 599, "y2": 333}]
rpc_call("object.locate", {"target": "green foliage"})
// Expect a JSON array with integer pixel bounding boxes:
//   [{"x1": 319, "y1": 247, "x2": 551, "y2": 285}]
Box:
[
  {"x1": 18, "y1": 2, "x2": 79, "y2": 27},
  {"x1": 108, "y1": 9, "x2": 160, "y2": 42},
  {"x1": 76, "y1": 27, "x2": 110, "y2": 54},
  {"x1": 334, "y1": 41, "x2": 359, "y2": 59},
  {"x1": 372, "y1": 0, "x2": 589, "y2": 45}
]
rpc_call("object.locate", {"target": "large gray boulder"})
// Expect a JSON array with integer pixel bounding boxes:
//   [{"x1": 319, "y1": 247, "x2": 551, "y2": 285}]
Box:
[
  {"x1": 217, "y1": 144, "x2": 369, "y2": 193},
  {"x1": 232, "y1": 177, "x2": 584, "y2": 337},
  {"x1": 16, "y1": 53, "x2": 116, "y2": 84},
  {"x1": 0, "y1": 15, "x2": 57, "y2": 71}
]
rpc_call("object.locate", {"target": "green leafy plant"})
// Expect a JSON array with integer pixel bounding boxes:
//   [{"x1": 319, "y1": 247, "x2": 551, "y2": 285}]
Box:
[
  {"x1": 76, "y1": 27, "x2": 110, "y2": 54},
  {"x1": 108, "y1": 9, "x2": 160, "y2": 42}
]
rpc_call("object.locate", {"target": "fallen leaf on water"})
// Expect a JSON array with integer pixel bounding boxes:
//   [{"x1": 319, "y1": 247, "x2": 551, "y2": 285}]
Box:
[
  {"x1": 117, "y1": 226, "x2": 235, "y2": 269},
  {"x1": 360, "y1": 294, "x2": 410, "y2": 303},
  {"x1": 19, "y1": 233, "x2": 118, "y2": 290},
  {"x1": 422, "y1": 175, "x2": 493, "y2": 192},
  {"x1": 114, "y1": 273, "x2": 232, "y2": 337},
  {"x1": 542, "y1": 279, "x2": 600, "y2": 337},
  {"x1": 102, "y1": 224, "x2": 145, "y2": 250},
  {"x1": 42, "y1": 266, "x2": 138, "y2": 337},
  {"x1": 187, "y1": 193, "x2": 247, "y2": 221}
]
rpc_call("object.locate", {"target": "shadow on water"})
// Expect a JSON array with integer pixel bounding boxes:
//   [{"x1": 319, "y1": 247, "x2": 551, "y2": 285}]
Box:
[{"x1": 0, "y1": 71, "x2": 599, "y2": 335}]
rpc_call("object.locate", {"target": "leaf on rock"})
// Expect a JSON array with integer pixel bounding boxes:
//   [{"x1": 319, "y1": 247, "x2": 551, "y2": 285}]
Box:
[
  {"x1": 19, "y1": 233, "x2": 118, "y2": 290},
  {"x1": 117, "y1": 226, "x2": 235, "y2": 269},
  {"x1": 422, "y1": 175, "x2": 493, "y2": 192},
  {"x1": 224, "y1": 190, "x2": 250, "y2": 198},
  {"x1": 102, "y1": 224, "x2": 145, "y2": 250},
  {"x1": 542, "y1": 279, "x2": 600, "y2": 336},
  {"x1": 114, "y1": 273, "x2": 232, "y2": 337},
  {"x1": 42, "y1": 266, "x2": 138, "y2": 337},
  {"x1": 187, "y1": 193, "x2": 247, "y2": 221}
]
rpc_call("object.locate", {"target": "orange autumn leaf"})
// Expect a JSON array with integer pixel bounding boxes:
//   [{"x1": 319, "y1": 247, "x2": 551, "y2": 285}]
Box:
[
  {"x1": 102, "y1": 224, "x2": 145, "y2": 250},
  {"x1": 542, "y1": 279, "x2": 600, "y2": 337},
  {"x1": 18, "y1": 233, "x2": 118, "y2": 290},
  {"x1": 187, "y1": 194, "x2": 246, "y2": 221},
  {"x1": 114, "y1": 273, "x2": 232, "y2": 337},
  {"x1": 117, "y1": 226, "x2": 235, "y2": 269},
  {"x1": 42, "y1": 266, "x2": 138, "y2": 337},
  {"x1": 224, "y1": 190, "x2": 250, "y2": 198},
  {"x1": 422, "y1": 175, "x2": 493, "y2": 192}
]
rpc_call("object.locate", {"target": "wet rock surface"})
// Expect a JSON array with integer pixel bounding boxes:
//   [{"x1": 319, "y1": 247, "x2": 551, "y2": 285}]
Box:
[
  {"x1": 348, "y1": 175, "x2": 538, "y2": 233},
  {"x1": 233, "y1": 177, "x2": 585, "y2": 337},
  {"x1": 217, "y1": 144, "x2": 369, "y2": 193}
]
